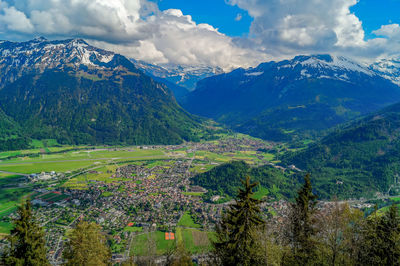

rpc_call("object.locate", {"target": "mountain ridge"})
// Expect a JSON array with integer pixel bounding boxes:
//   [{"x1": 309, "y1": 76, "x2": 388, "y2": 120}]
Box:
[
  {"x1": 131, "y1": 58, "x2": 224, "y2": 92},
  {"x1": 183, "y1": 54, "x2": 400, "y2": 141},
  {"x1": 0, "y1": 38, "x2": 201, "y2": 149}
]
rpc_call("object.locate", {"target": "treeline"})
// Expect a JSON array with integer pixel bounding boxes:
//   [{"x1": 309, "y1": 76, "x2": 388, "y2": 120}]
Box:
[
  {"x1": 3, "y1": 175, "x2": 400, "y2": 265},
  {"x1": 211, "y1": 174, "x2": 400, "y2": 265}
]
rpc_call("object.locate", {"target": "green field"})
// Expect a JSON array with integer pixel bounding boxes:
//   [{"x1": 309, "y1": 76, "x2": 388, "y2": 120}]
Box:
[
  {"x1": 0, "y1": 146, "x2": 81, "y2": 160},
  {"x1": 195, "y1": 151, "x2": 231, "y2": 163},
  {"x1": 182, "y1": 192, "x2": 205, "y2": 196},
  {"x1": 176, "y1": 227, "x2": 213, "y2": 254},
  {"x1": 124, "y1": 226, "x2": 143, "y2": 232},
  {"x1": 177, "y1": 212, "x2": 201, "y2": 228},
  {"x1": 130, "y1": 228, "x2": 212, "y2": 256},
  {"x1": 0, "y1": 201, "x2": 18, "y2": 218},
  {"x1": 0, "y1": 148, "x2": 167, "y2": 175},
  {"x1": 0, "y1": 161, "x2": 98, "y2": 174},
  {"x1": 131, "y1": 231, "x2": 175, "y2": 256},
  {"x1": 144, "y1": 160, "x2": 171, "y2": 169},
  {"x1": 63, "y1": 164, "x2": 133, "y2": 190},
  {"x1": 391, "y1": 197, "x2": 400, "y2": 202},
  {"x1": 30, "y1": 139, "x2": 59, "y2": 149},
  {"x1": 190, "y1": 164, "x2": 216, "y2": 174},
  {"x1": 262, "y1": 153, "x2": 275, "y2": 161},
  {"x1": 101, "y1": 192, "x2": 113, "y2": 197},
  {"x1": 38, "y1": 192, "x2": 69, "y2": 202},
  {"x1": 0, "y1": 176, "x2": 36, "y2": 234},
  {"x1": 194, "y1": 149, "x2": 273, "y2": 165}
]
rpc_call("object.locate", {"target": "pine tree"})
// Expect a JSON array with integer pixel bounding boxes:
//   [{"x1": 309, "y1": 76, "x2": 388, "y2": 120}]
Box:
[
  {"x1": 212, "y1": 176, "x2": 266, "y2": 265},
  {"x1": 63, "y1": 220, "x2": 111, "y2": 266},
  {"x1": 383, "y1": 204, "x2": 400, "y2": 265},
  {"x1": 1, "y1": 200, "x2": 50, "y2": 266},
  {"x1": 358, "y1": 204, "x2": 400, "y2": 265},
  {"x1": 283, "y1": 173, "x2": 319, "y2": 266}
]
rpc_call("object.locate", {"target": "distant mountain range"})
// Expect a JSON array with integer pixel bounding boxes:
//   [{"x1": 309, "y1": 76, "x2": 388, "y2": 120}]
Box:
[
  {"x1": 182, "y1": 54, "x2": 400, "y2": 141},
  {"x1": 131, "y1": 59, "x2": 224, "y2": 98},
  {"x1": 2, "y1": 37, "x2": 400, "y2": 153},
  {"x1": 0, "y1": 37, "x2": 201, "y2": 150}
]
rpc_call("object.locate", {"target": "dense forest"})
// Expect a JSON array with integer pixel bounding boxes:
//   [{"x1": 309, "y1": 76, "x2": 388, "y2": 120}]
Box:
[
  {"x1": 0, "y1": 41, "x2": 204, "y2": 151},
  {"x1": 0, "y1": 69, "x2": 201, "y2": 149},
  {"x1": 0, "y1": 109, "x2": 30, "y2": 151},
  {"x1": 192, "y1": 161, "x2": 303, "y2": 201},
  {"x1": 282, "y1": 102, "x2": 400, "y2": 199}
]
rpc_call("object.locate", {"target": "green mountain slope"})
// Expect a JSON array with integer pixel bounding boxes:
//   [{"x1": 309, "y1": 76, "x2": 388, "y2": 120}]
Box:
[
  {"x1": 0, "y1": 108, "x2": 29, "y2": 151},
  {"x1": 0, "y1": 69, "x2": 200, "y2": 146},
  {"x1": 191, "y1": 161, "x2": 301, "y2": 200},
  {"x1": 0, "y1": 38, "x2": 201, "y2": 148},
  {"x1": 282, "y1": 102, "x2": 400, "y2": 198}
]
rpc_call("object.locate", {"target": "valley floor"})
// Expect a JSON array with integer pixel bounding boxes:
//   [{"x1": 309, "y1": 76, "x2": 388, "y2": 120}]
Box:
[
  {"x1": 0, "y1": 134, "x2": 279, "y2": 263},
  {"x1": 0, "y1": 134, "x2": 396, "y2": 264}
]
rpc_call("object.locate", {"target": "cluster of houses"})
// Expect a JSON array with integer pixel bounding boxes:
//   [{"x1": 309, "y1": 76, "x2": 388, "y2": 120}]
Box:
[
  {"x1": 11, "y1": 137, "x2": 289, "y2": 263},
  {"x1": 29, "y1": 171, "x2": 63, "y2": 182}
]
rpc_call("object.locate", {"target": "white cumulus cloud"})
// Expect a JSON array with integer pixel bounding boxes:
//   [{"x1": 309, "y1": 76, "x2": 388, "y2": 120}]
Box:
[
  {"x1": 0, "y1": 0, "x2": 399, "y2": 68},
  {"x1": 227, "y1": 0, "x2": 367, "y2": 55},
  {"x1": 223, "y1": 0, "x2": 400, "y2": 63},
  {"x1": 0, "y1": 0, "x2": 267, "y2": 70}
]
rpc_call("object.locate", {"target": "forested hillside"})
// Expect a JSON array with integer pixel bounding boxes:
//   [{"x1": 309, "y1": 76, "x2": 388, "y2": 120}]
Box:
[
  {"x1": 0, "y1": 109, "x2": 29, "y2": 151},
  {"x1": 282, "y1": 102, "x2": 400, "y2": 198},
  {"x1": 192, "y1": 161, "x2": 302, "y2": 200},
  {"x1": 0, "y1": 38, "x2": 201, "y2": 149}
]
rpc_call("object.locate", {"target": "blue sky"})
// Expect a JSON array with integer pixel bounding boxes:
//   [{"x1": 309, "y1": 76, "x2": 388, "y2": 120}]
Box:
[
  {"x1": 153, "y1": 0, "x2": 253, "y2": 37},
  {"x1": 351, "y1": 0, "x2": 400, "y2": 39},
  {"x1": 153, "y1": 0, "x2": 400, "y2": 39}
]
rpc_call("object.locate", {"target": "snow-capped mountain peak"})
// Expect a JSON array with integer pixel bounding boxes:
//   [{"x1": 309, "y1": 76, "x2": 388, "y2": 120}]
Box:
[
  {"x1": 0, "y1": 38, "x2": 117, "y2": 87},
  {"x1": 370, "y1": 57, "x2": 400, "y2": 86},
  {"x1": 0, "y1": 37, "x2": 115, "y2": 69},
  {"x1": 235, "y1": 54, "x2": 385, "y2": 87},
  {"x1": 283, "y1": 54, "x2": 374, "y2": 76},
  {"x1": 32, "y1": 36, "x2": 48, "y2": 42}
]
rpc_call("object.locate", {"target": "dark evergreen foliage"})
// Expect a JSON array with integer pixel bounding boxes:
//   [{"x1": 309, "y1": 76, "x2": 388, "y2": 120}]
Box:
[
  {"x1": 0, "y1": 69, "x2": 201, "y2": 148},
  {"x1": 192, "y1": 161, "x2": 301, "y2": 201},
  {"x1": 1, "y1": 201, "x2": 49, "y2": 266},
  {"x1": 0, "y1": 108, "x2": 30, "y2": 151},
  {"x1": 358, "y1": 204, "x2": 400, "y2": 265},
  {"x1": 213, "y1": 176, "x2": 266, "y2": 265},
  {"x1": 282, "y1": 102, "x2": 400, "y2": 199},
  {"x1": 283, "y1": 174, "x2": 319, "y2": 265}
]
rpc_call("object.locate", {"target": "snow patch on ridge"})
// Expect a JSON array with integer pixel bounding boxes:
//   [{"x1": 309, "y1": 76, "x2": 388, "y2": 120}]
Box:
[
  {"x1": 371, "y1": 58, "x2": 400, "y2": 86},
  {"x1": 299, "y1": 55, "x2": 373, "y2": 76},
  {"x1": 245, "y1": 71, "x2": 264, "y2": 76}
]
